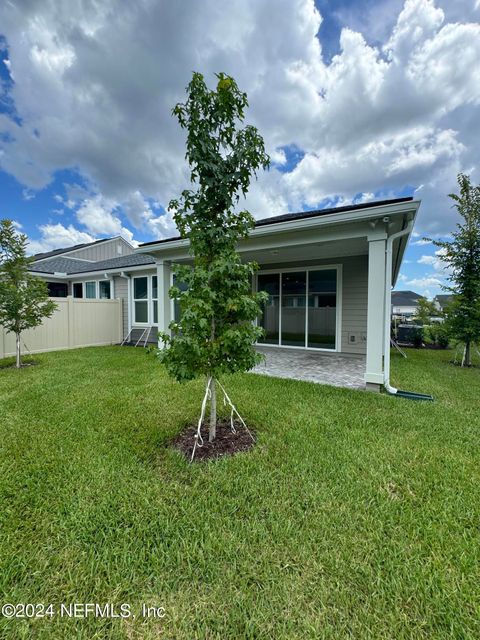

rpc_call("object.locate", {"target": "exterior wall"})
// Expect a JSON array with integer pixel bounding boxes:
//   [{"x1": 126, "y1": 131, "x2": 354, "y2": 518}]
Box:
[
  {"x1": 113, "y1": 275, "x2": 129, "y2": 339},
  {"x1": 392, "y1": 305, "x2": 417, "y2": 316},
  {"x1": 0, "y1": 297, "x2": 123, "y2": 358},
  {"x1": 257, "y1": 255, "x2": 368, "y2": 355},
  {"x1": 340, "y1": 256, "x2": 368, "y2": 355},
  {"x1": 67, "y1": 237, "x2": 134, "y2": 262},
  {"x1": 30, "y1": 254, "x2": 369, "y2": 355}
]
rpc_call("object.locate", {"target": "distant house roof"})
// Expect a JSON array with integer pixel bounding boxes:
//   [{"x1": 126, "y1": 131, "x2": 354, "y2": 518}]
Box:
[
  {"x1": 138, "y1": 196, "x2": 414, "y2": 247},
  {"x1": 29, "y1": 253, "x2": 155, "y2": 275},
  {"x1": 391, "y1": 290, "x2": 423, "y2": 306},
  {"x1": 434, "y1": 294, "x2": 455, "y2": 309},
  {"x1": 30, "y1": 237, "x2": 112, "y2": 261}
]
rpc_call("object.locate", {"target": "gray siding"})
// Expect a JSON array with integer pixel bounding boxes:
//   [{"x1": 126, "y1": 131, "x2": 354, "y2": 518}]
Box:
[
  {"x1": 340, "y1": 256, "x2": 368, "y2": 355},
  {"x1": 258, "y1": 255, "x2": 368, "y2": 355},
  {"x1": 113, "y1": 275, "x2": 129, "y2": 339},
  {"x1": 68, "y1": 238, "x2": 134, "y2": 262}
]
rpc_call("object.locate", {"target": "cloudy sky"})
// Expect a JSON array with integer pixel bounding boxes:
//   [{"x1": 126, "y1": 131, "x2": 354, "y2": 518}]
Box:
[{"x1": 0, "y1": 0, "x2": 479, "y2": 296}]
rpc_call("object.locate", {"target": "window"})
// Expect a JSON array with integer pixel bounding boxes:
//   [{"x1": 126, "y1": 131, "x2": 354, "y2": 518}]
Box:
[
  {"x1": 47, "y1": 282, "x2": 68, "y2": 297},
  {"x1": 152, "y1": 276, "x2": 158, "y2": 324},
  {"x1": 85, "y1": 281, "x2": 96, "y2": 299},
  {"x1": 99, "y1": 280, "x2": 111, "y2": 299},
  {"x1": 257, "y1": 267, "x2": 339, "y2": 350},
  {"x1": 172, "y1": 276, "x2": 188, "y2": 326},
  {"x1": 73, "y1": 282, "x2": 83, "y2": 298},
  {"x1": 133, "y1": 276, "x2": 148, "y2": 323}
]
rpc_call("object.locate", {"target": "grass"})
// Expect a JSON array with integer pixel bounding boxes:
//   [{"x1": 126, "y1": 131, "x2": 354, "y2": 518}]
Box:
[{"x1": 0, "y1": 346, "x2": 479, "y2": 639}]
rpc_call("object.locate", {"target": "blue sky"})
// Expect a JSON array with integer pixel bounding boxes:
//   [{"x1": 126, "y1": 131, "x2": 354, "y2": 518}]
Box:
[{"x1": 1, "y1": 0, "x2": 479, "y2": 296}]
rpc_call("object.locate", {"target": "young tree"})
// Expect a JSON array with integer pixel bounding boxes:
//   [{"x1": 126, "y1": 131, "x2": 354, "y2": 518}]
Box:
[
  {"x1": 158, "y1": 72, "x2": 269, "y2": 447},
  {"x1": 414, "y1": 297, "x2": 437, "y2": 325},
  {"x1": 430, "y1": 174, "x2": 480, "y2": 366},
  {"x1": 0, "y1": 219, "x2": 57, "y2": 368}
]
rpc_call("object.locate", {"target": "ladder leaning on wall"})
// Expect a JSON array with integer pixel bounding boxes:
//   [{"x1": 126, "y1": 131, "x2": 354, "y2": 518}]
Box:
[{"x1": 121, "y1": 326, "x2": 153, "y2": 348}]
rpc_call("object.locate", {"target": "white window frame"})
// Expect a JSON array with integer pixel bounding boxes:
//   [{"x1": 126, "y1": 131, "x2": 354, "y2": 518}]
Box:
[
  {"x1": 71, "y1": 279, "x2": 113, "y2": 300},
  {"x1": 131, "y1": 274, "x2": 164, "y2": 327},
  {"x1": 133, "y1": 275, "x2": 150, "y2": 326},
  {"x1": 98, "y1": 279, "x2": 112, "y2": 300},
  {"x1": 255, "y1": 264, "x2": 342, "y2": 352},
  {"x1": 72, "y1": 282, "x2": 84, "y2": 298},
  {"x1": 84, "y1": 280, "x2": 97, "y2": 299}
]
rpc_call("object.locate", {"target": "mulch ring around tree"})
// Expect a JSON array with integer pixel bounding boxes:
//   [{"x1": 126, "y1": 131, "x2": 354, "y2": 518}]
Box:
[{"x1": 172, "y1": 419, "x2": 256, "y2": 462}]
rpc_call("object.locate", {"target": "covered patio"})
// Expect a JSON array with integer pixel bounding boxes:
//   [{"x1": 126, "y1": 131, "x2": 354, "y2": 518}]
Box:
[{"x1": 252, "y1": 346, "x2": 366, "y2": 389}]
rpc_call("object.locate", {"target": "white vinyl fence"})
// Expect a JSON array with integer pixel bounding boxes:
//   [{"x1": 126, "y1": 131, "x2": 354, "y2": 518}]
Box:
[{"x1": 0, "y1": 296, "x2": 123, "y2": 359}]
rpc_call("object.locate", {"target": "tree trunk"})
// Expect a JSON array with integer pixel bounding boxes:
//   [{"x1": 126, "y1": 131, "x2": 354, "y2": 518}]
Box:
[
  {"x1": 15, "y1": 333, "x2": 21, "y2": 369},
  {"x1": 464, "y1": 341, "x2": 471, "y2": 367},
  {"x1": 209, "y1": 377, "x2": 216, "y2": 442}
]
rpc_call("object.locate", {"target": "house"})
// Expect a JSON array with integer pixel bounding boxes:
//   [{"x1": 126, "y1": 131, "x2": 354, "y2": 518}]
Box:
[
  {"x1": 28, "y1": 196, "x2": 420, "y2": 392},
  {"x1": 391, "y1": 290, "x2": 423, "y2": 320},
  {"x1": 434, "y1": 294, "x2": 455, "y2": 314}
]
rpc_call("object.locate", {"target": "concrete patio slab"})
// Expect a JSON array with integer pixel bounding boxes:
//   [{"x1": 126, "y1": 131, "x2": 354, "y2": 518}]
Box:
[{"x1": 251, "y1": 346, "x2": 366, "y2": 389}]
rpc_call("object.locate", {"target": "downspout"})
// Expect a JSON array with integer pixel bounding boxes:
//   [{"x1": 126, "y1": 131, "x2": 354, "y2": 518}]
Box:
[{"x1": 383, "y1": 218, "x2": 433, "y2": 400}]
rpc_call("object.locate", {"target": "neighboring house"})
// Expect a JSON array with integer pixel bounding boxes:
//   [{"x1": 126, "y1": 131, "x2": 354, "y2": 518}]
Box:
[
  {"x1": 28, "y1": 196, "x2": 420, "y2": 391},
  {"x1": 28, "y1": 236, "x2": 155, "y2": 332},
  {"x1": 434, "y1": 294, "x2": 455, "y2": 314},
  {"x1": 391, "y1": 290, "x2": 423, "y2": 320}
]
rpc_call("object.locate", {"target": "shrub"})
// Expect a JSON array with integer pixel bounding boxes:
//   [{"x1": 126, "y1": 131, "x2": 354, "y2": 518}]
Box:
[{"x1": 412, "y1": 326, "x2": 424, "y2": 348}]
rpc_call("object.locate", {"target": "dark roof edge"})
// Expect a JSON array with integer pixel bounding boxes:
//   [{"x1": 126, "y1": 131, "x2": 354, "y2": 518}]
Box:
[{"x1": 138, "y1": 196, "x2": 415, "y2": 248}]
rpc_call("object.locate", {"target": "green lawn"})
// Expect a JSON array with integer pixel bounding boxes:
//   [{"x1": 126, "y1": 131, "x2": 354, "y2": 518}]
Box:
[{"x1": 0, "y1": 346, "x2": 479, "y2": 639}]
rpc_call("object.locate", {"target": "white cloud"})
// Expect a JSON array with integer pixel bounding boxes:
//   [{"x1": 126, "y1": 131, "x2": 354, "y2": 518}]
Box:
[
  {"x1": 27, "y1": 223, "x2": 96, "y2": 255},
  {"x1": 76, "y1": 196, "x2": 135, "y2": 243},
  {"x1": 270, "y1": 148, "x2": 287, "y2": 166},
  {"x1": 0, "y1": 0, "x2": 479, "y2": 242},
  {"x1": 418, "y1": 247, "x2": 448, "y2": 271},
  {"x1": 405, "y1": 275, "x2": 445, "y2": 294}
]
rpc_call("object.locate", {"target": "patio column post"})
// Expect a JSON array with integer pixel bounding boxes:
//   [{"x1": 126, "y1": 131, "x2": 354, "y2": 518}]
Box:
[
  {"x1": 365, "y1": 231, "x2": 387, "y2": 390},
  {"x1": 156, "y1": 261, "x2": 172, "y2": 348}
]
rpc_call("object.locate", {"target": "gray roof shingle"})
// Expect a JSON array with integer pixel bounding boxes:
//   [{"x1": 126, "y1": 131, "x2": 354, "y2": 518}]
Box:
[
  {"x1": 29, "y1": 253, "x2": 155, "y2": 275},
  {"x1": 29, "y1": 257, "x2": 94, "y2": 274},
  {"x1": 391, "y1": 290, "x2": 423, "y2": 306}
]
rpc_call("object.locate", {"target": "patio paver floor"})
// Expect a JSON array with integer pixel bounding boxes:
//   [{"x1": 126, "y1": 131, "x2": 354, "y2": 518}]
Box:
[{"x1": 252, "y1": 346, "x2": 366, "y2": 389}]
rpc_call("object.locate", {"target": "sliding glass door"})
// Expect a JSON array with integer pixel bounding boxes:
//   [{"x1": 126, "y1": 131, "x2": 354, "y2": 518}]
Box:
[
  {"x1": 258, "y1": 273, "x2": 280, "y2": 344},
  {"x1": 257, "y1": 267, "x2": 338, "y2": 350},
  {"x1": 307, "y1": 269, "x2": 337, "y2": 349},
  {"x1": 281, "y1": 271, "x2": 306, "y2": 347}
]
